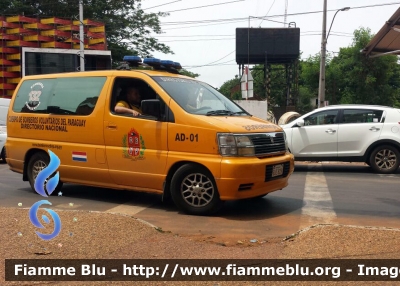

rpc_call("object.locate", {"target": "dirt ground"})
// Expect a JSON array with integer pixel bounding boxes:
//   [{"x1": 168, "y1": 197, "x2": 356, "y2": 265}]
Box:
[{"x1": 1, "y1": 207, "x2": 399, "y2": 286}]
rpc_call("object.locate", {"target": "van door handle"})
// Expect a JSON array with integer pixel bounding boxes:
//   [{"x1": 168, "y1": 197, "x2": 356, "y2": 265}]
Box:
[
  {"x1": 369, "y1": 127, "x2": 380, "y2": 131},
  {"x1": 325, "y1": 129, "x2": 336, "y2": 134},
  {"x1": 107, "y1": 122, "x2": 117, "y2": 129}
]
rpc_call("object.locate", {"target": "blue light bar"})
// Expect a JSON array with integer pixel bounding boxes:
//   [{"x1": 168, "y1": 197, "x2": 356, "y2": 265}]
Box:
[
  {"x1": 143, "y1": 58, "x2": 161, "y2": 66},
  {"x1": 123, "y1": 56, "x2": 142, "y2": 64},
  {"x1": 161, "y1": 60, "x2": 174, "y2": 68},
  {"x1": 173, "y1": 62, "x2": 182, "y2": 70}
]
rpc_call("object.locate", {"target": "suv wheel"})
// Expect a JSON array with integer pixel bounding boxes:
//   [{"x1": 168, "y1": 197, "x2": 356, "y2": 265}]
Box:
[{"x1": 369, "y1": 145, "x2": 400, "y2": 174}]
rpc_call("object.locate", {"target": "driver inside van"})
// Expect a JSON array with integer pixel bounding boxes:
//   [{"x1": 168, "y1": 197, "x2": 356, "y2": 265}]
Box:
[{"x1": 115, "y1": 87, "x2": 142, "y2": 116}]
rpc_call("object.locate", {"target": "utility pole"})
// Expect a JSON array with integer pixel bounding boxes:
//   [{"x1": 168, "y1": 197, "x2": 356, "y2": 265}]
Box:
[
  {"x1": 317, "y1": 0, "x2": 327, "y2": 108},
  {"x1": 284, "y1": 0, "x2": 288, "y2": 27},
  {"x1": 79, "y1": 0, "x2": 85, "y2": 72}
]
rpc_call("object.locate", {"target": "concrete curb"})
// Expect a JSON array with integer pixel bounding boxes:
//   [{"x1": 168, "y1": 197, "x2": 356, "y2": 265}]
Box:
[{"x1": 283, "y1": 223, "x2": 400, "y2": 241}]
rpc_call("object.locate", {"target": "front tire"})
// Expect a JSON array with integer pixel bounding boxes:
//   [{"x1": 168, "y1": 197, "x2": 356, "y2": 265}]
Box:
[
  {"x1": 170, "y1": 164, "x2": 223, "y2": 215},
  {"x1": 369, "y1": 145, "x2": 400, "y2": 174},
  {"x1": 27, "y1": 152, "x2": 63, "y2": 195}
]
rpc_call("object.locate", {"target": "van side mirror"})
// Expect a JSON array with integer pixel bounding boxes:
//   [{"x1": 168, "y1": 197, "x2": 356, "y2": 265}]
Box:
[
  {"x1": 295, "y1": 119, "x2": 305, "y2": 127},
  {"x1": 141, "y1": 99, "x2": 161, "y2": 119}
]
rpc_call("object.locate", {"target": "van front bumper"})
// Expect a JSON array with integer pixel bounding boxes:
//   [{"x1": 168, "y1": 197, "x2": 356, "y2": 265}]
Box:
[{"x1": 216, "y1": 152, "x2": 294, "y2": 200}]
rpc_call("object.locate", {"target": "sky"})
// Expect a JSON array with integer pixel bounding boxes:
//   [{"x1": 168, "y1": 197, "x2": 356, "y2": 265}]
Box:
[{"x1": 140, "y1": 0, "x2": 400, "y2": 88}]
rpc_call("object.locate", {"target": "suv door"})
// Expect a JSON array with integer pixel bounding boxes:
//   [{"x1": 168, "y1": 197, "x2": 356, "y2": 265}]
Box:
[
  {"x1": 337, "y1": 108, "x2": 384, "y2": 157},
  {"x1": 291, "y1": 109, "x2": 339, "y2": 157}
]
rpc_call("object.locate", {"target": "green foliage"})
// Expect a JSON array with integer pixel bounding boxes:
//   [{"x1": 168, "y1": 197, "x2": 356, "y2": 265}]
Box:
[
  {"x1": 251, "y1": 65, "x2": 287, "y2": 107},
  {"x1": 327, "y1": 27, "x2": 400, "y2": 107},
  {"x1": 1, "y1": 0, "x2": 173, "y2": 62},
  {"x1": 218, "y1": 76, "x2": 241, "y2": 100},
  {"x1": 299, "y1": 54, "x2": 321, "y2": 98},
  {"x1": 179, "y1": 69, "x2": 200, "y2": 78},
  {"x1": 296, "y1": 86, "x2": 314, "y2": 114}
]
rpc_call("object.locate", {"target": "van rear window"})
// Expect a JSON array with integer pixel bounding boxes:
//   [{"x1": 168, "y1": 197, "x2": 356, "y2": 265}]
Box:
[{"x1": 12, "y1": 77, "x2": 106, "y2": 115}]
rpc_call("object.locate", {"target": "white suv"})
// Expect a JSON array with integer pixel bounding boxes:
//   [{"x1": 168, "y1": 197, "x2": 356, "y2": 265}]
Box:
[{"x1": 281, "y1": 105, "x2": 400, "y2": 174}]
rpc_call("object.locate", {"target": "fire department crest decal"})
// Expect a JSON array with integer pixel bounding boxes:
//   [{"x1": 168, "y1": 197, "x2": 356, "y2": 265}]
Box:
[
  {"x1": 25, "y1": 82, "x2": 44, "y2": 110},
  {"x1": 122, "y1": 128, "x2": 146, "y2": 160}
]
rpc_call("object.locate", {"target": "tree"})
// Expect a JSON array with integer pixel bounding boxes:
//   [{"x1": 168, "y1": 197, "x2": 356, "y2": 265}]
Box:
[
  {"x1": 327, "y1": 27, "x2": 400, "y2": 107},
  {"x1": 218, "y1": 76, "x2": 241, "y2": 100},
  {"x1": 179, "y1": 69, "x2": 199, "y2": 78},
  {"x1": 251, "y1": 64, "x2": 288, "y2": 107},
  {"x1": 0, "y1": 0, "x2": 173, "y2": 62}
]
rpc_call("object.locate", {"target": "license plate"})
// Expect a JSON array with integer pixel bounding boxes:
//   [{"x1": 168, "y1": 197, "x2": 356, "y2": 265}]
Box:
[{"x1": 272, "y1": 164, "x2": 284, "y2": 177}]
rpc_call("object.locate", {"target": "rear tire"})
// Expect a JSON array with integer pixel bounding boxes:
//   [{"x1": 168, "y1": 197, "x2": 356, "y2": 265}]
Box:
[
  {"x1": 27, "y1": 152, "x2": 63, "y2": 195},
  {"x1": 170, "y1": 164, "x2": 223, "y2": 215},
  {"x1": 0, "y1": 147, "x2": 5, "y2": 163},
  {"x1": 369, "y1": 145, "x2": 400, "y2": 174}
]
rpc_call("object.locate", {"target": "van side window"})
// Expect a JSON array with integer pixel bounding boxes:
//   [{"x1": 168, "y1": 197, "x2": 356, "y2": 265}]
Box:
[
  {"x1": 50, "y1": 77, "x2": 106, "y2": 115},
  {"x1": 111, "y1": 77, "x2": 169, "y2": 121},
  {"x1": 12, "y1": 77, "x2": 106, "y2": 115},
  {"x1": 12, "y1": 79, "x2": 55, "y2": 113}
]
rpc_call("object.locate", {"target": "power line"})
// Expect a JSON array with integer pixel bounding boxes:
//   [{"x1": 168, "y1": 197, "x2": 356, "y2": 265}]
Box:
[
  {"x1": 143, "y1": 0, "x2": 182, "y2": 11},
  {"x1": 301, "y1": 30, "x2": 353, "y2": 35},
  {"x1": 184, "y1": 61, "x2": 237, "y2": 69},
  {"x1": 155, "y1": 30, "x2": 352, "y2": 38},
  {"x1": 186, "y1": 59, "x2": 235, "y2": 67},
  {"x1": 162, "y1": 15, "x2": 284, "y2": 26},
  {"x1": 161, "y1": 0, "x2": 245, "y2": 13},
  {"x1": 158, "y1": 33, "x2": 352, "y2": 42},
  {"x1": 186, "y1": 51, "x2": 236, "y2": 68},
  {"x1": 259, "y1": 0, "x2": 276, "y2": 26},
  {"x1": 160, "y1": 38, "x2": 235, "y2": 42},
  {"x1": 162, "y1": 17, "x2": 285, "y2": 31},
  {"x1": 162, "y1": 19, "x2": 249, "y2": 31},
  {"x1": 160, "y1": 2, "x2": 400, "y2": 26},
  {"x1": 156, "y1": 34, "x2": 234, "y2": 37},
  {"x1": 301, "y1": 33, "x2": 352, "y2": 37}
]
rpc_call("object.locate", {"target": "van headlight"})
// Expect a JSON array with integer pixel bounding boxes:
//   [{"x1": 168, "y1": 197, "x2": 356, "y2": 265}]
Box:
[{"x1": 217, "y1": 133, "x2": 255, "y2": 157}]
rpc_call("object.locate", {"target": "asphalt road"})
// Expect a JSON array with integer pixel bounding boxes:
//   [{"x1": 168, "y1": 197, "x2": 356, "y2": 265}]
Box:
[{"x1": 1, "y1": 161, "x2": 399, "y2": 243}]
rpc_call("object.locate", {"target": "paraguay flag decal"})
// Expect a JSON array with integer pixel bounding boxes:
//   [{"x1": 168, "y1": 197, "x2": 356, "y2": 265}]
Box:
[{"x1": 72, "y1": 151, "x2": 87, "y2": 162}]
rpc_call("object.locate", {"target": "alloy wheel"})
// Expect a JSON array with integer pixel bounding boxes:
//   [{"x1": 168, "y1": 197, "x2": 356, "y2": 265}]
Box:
[{"x1": 180, "y1": 173, "x2": 214, "y2": 208}]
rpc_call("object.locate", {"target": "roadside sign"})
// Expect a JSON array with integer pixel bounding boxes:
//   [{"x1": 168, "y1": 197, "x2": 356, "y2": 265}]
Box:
[{"x1": 240, "y1": 66, "x2": 253, "y2": 99}]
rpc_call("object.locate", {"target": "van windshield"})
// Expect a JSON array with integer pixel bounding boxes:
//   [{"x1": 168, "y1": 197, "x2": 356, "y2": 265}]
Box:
[{"x1": 153, "y1": 76, "x2": 249, "y2": 116}]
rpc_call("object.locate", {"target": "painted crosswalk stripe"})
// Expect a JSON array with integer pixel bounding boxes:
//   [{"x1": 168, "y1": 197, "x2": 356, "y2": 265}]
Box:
[
  {"x1": 105, "y1": 202, "x2": 153, "y2": 216},
  {"x1": 300, "y1": 171, "x2": 337, "y2": 229}
]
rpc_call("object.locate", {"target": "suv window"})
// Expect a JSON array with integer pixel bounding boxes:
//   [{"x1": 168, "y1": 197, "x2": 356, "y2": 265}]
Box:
[
  {"x1": 342, "y1": 109, "x2": 384, "y2": 124},
  {"x1": 13, "y1": 77, "x2": 106, "y2": 115},
  {"x1": 304, "y1": 110, "x2": 339, "y2": 126}
]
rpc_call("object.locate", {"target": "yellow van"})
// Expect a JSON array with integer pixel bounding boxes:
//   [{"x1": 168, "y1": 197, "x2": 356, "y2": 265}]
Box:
[{"x1": 6, "y1": 57, "x2": 294, "y2": 215}]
